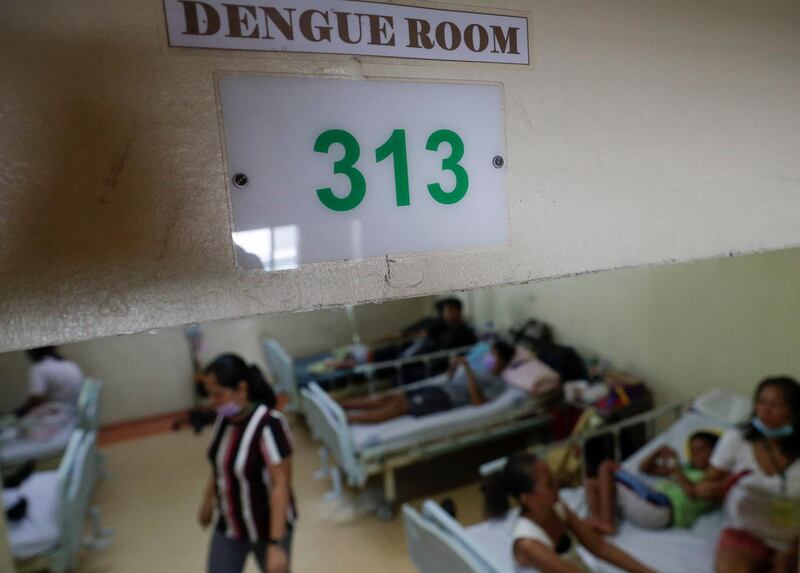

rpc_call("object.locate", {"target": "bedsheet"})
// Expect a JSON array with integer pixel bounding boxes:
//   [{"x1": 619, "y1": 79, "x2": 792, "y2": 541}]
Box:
[
  {"x1": 351, "y1": 379, "x2": 536, "y2": 453},
  {"x1": 1, "y1": 415, "x2": 76, "y2": 466},
  {"x1": 464, "y1": 491, "x2": 723, "y2": 573},
  {"x1": 6, "y1": 471, "x2": 60, "y2": 559}
]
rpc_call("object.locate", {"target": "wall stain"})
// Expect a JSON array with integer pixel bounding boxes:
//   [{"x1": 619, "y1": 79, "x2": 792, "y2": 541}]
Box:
[{"x1": 99, "y1": 135, "x2": 133, "y2": 205}]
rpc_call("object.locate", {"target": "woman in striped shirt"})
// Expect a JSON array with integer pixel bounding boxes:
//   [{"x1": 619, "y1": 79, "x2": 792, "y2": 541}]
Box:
[{"x1": 198, "y1": 354, "x2": 296, "y2": 573}]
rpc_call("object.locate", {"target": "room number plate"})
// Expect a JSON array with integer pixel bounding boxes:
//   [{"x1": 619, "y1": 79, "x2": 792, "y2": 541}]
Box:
[{"x1": 218, "y1": 75, "x2": 509, "y2": 271}]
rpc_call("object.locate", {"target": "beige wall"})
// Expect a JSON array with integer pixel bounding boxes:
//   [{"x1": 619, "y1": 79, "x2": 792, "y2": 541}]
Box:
[
  {"x1": 0, "y1": 296, "x2": 434, "y2": 424},
  {"x1": 471, "y1": 248, "x2": 800, "y2": 406},
  {"x1": 1, "y1": 1, "x2": 799, "y2": 351}
]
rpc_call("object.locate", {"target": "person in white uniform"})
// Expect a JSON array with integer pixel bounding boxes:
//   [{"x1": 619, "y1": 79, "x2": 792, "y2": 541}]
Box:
[
  {"x1": 481, "y1": 453, "x2": 657, "y2": 573},
  {"x1": 695, "y1": 376, "x2": 800, "y2": 573},
  {"x1": 15, "y1": 346, "x2": 83, "y2": 417}
]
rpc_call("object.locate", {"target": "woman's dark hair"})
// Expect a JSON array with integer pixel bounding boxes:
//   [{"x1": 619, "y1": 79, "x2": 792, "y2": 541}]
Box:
[
  {"x1": 743, "y1": 376, "x2": 800, "y2": 459},
  {"x1": 26, "y1": 346, "x2": 62, "y2": 363},
  {"x1": 480, "y1": 453, "x2": 537, "y2": 518},
  {"x1": 492, "y1": 340, "x2": 516, "y2": 368},
  {"x1": 205, "y1": 354, "x2": 277, "y2": 409}
]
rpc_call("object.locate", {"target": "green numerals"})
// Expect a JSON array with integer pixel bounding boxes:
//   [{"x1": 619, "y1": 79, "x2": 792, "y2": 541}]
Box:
[
  {"x1": 313, "y1": 129, "x2": 367, "y2": 212},
  {"x1": 426, "y1": 129, "x2": 469, "y2": 205},
  {"x1": 315, "y1": 128, "x2": 471, "y2": 212},
  {"x1": 375, "y1": 129, "x2": 411, "y2": 207}
]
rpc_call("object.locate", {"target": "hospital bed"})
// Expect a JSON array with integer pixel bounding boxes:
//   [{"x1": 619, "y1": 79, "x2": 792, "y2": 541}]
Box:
[
  {"x1": 300, "y1": 373, "x2": 555, "y2": 518},
  {"x1": 262, "y1": 338, "x2": 473, "y2": 411},
  {"x1": 0, "y1": 379, "x2": 102, "y2": 470},
  {"x1": 403, "y1": 391, "x2": 751, "y2": 573},
  {"x1": 7, "y1": 428, "x2": 111, "y2": 572}
]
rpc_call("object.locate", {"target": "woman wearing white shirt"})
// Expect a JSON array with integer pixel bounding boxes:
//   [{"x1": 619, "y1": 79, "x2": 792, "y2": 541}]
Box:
[
  {"x1": 481, "y1": 453, "x2": 656, "y2": 573},
  {"x1": 16, "y1": 346, "x2": 83, "y2": 417},
  {"x1": 698, "y1": 377, "x2": 800, "y2": 573}
]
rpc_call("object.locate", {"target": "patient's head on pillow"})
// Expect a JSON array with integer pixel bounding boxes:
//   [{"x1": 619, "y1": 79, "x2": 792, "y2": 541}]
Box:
[
  {"x1": 489, "y1": 340, "x2": 516, "y2": 375},
  {"x1": 481, "y1": 453, "x2": 558, "y2": 518},
  {"x1": 688, "y1": 431, "x2": 719, "y2": 470}
]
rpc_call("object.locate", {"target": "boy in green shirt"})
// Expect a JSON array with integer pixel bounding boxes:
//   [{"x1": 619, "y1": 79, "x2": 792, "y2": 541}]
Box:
[{"x1": 586, "y1": 431, "x2": 720, "y2": 533}]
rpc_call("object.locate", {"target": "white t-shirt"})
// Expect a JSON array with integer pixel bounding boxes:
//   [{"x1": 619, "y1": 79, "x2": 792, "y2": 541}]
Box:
[
  {"x1": 710, "y1": 428, "x2": 800, "y2": 550},
  {"x1": 512, "y1": 502, "x2": 588, "y2": 571},
  {"x1": 28, "y1": 357, "x2": 83, "y2": 405}
]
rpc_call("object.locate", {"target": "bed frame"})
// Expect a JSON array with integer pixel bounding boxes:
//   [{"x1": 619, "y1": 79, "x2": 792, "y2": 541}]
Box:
[
  {"x1": 403, "y1": 502, "x2": 495, "y2": 573},
  {"x1": 0, "y1": 379, "x2": 103, "y2": 473},
  {"x1": 301, "y1": 380, "x2": 552, "y2": 518},
  {"x1": 13, "y1": 428, "x2": 112, "y2": 573},
  {"x1": 403, "y1": 399, "x2": 692, "y2": 572},
  {"x1": 262, "y1": 338, "x2": 474, "y2": 411}
]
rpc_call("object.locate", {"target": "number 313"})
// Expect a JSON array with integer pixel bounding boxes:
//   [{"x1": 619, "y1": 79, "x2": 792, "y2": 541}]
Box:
[{"x1": 313, "y1": 129, "x2": 469, "y2": 212}]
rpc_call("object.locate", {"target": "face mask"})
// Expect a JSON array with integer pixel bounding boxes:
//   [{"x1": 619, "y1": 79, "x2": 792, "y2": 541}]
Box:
[
  {"x1": 752, "y1": 417, "x2": 794, "y2": 439},
  {"x1": 482, "y1": 354, "x2": 498, "y2": 371},
  {"x1": 217, "y1": 401, "x2": 242, "y2": 418}
]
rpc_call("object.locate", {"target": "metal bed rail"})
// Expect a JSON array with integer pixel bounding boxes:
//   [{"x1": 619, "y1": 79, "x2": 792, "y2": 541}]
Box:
[
  {"x1": 351, "y1": 344, "x2": 474, "y2": 382},
  {"x1": 479, "y1": 398, "x2": 691, "y2": 478},
  {"x1": 307, "y1": 343, "x2": 477, "y2": 396},
  {"x1": 263, "y1": 338, "x2": 475, "y2": 409}
]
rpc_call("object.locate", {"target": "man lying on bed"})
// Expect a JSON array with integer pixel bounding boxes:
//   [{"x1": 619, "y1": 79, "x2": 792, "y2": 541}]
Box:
[{"x1": 341, "y1": 341, "x2": 515, "y2": 424}]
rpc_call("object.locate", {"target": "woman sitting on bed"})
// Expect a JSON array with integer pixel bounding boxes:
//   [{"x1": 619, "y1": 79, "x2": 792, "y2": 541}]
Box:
[
  {"x1": 482, "y1": 453, "x2": 656, "y2": 573},
  {"x1": 583, "y1": 430, "x2": 719, "y2": 534},
  {"x1": 340, "y1": 341, "x2": 514, "y2": 424},
  {"x1": 695, "y1": 376, "x2": 800, "y2": 573}
]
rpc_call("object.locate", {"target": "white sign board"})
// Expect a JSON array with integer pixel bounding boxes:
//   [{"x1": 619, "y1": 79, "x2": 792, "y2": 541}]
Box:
[
  {"x1": 163, "y1": 0, "x2": 528, "y2": 65},
  {"x1": 218, "y1": 76, "x2": 509, "y2": 271}
]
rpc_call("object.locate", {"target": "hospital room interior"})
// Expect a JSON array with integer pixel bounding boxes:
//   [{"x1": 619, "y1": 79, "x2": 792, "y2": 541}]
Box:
[
  {"x1": 2, "y1": 1, "x2": 800, "y2": 572},
  {"x1": 2, "y1": 247, "x2": 799, "y2": 573}
]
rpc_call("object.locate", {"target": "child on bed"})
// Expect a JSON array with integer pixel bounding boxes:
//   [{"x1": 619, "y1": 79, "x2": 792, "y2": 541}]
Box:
[{"x1": 585, "y1": 431, "x2": 720, "y2": 534}]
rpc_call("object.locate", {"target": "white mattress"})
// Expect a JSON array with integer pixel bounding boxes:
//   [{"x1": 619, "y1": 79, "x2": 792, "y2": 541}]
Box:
[
  {"x1": 0, "y1": 419, "x2": 76, "y2": 465},
  {"x1": 6, "y1": 471, "x2": 60, "y2": 559},
  {"x1": 464, "y1": 410, "x2": 730, "y2": 573},
  {"x1": 350, "y1": 381, "x2": 538, "y2": 454}
]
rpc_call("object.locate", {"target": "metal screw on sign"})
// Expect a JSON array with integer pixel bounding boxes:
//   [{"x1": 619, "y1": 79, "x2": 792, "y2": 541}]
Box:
[
  {"x1": 492, "y1": 155, "x2": 504, "y2": 169},
  {"x1": 232, "y1": 173, "x2": 249, "y2": 188}
]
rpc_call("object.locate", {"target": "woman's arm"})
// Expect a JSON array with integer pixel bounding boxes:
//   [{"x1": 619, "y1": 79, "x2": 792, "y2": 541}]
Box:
[
  {"x1": 198, "y1": 473, "x2": 215, "y2": 528},
  {"x1": 565, "y1": 508, "x2": 656, "y2": 573},
  {"x1": 514, "y1": 539, "x2": 586, "y2": 573},
  {"x1": 450, "y1": 356, "x2": 486, "y2": 404},
  {"x1": 266, "y1": 459, "x2": 291, "y2": 573},
  {"x1": 691, "y1": 466, "x2": 729, "y2": 501},
  {"x1": 463, "y1": 362, "x2": 486, "y2": 405}
]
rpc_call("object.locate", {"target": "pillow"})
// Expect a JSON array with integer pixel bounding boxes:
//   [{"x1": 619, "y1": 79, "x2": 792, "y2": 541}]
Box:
[
  {"x1": 512, "y1": 345, "x2": 534, "y2": 364},
  {"x1": 693, "y1": 390, "x2": 751, "y2": 425},
  {"x1": 502, "y1": 356, "x2": 560, "y2": 395}
]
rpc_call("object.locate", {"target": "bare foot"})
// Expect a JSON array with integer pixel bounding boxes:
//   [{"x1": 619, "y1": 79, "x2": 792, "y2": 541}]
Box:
[{"x1": 583, "y1": 516, "x2": 616, "y2": 535}]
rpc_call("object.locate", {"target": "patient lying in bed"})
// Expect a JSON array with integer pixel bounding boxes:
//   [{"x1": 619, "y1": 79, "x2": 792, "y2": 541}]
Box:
[
  {"x1": 584, "y1": 430, "x2": 720, "y2": 534},
  {"x1": 341, "y1": 341, "x2": 515, "y2": 424}
]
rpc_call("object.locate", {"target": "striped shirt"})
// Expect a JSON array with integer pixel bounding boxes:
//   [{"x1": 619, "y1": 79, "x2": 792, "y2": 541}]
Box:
[{"x1": 208, "y1": 404, "x2": 296, "y2": 542}]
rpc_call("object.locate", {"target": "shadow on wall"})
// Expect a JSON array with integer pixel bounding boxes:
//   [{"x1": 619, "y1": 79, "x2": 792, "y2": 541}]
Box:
[{"x1": 1, "y1": 5, "x2": 230, "y2": 281}]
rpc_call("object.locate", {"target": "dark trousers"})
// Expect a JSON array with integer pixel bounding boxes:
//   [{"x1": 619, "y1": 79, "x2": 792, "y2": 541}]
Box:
[{"x1": 207, "y1": 528, "x2": 293, "y2": 573}]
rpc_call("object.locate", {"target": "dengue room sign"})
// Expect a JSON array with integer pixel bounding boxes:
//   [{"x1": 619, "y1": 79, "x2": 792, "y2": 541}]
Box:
[
  {"x1": 164, "y1": 0, "x2": 528, "y2": 64},
  {"x1": 218, "y1": 76, "x2": 509, "y2": 271}
]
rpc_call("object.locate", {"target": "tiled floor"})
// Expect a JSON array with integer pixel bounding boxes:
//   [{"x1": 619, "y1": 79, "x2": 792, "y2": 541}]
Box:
[{"x1": 77, "y1": 415, "x2": 522, "y2": 572}]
